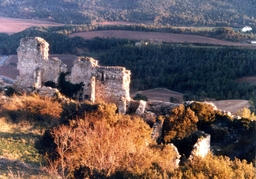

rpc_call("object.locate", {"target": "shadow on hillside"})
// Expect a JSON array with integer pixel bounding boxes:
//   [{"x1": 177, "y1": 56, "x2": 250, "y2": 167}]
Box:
[
  {"x1": 1, "y1": 109, "x2": 61, "y2": 129},
  {"x1": 0, "y1": 157, "x2": 46, "y2": 177},
  {"x1": 0, "y1": 131, "x2": 41, "y2": 139}
]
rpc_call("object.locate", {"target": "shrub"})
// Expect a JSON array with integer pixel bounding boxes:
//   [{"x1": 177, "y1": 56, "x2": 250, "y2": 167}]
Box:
[
  {"x1": 236, "y1": 107, "x2": 256, "y2": 121},
  {"x1": 42, "y1": 103, "x2": 180, "y2": 178},
  {"x1": 190, "y1": 102, "x2": 216, "y2": 123},
  {"x1": 133, "y1": 94, "x2": 148, "y2": 101},
  {"x1": 58, "y1": 72, "x2": 83, "y2": 98},
  {"x1": 4, "y1": 86, "x2": 16, "y2": 96},
  {"x1": 170, "y1": 96, "x2": 178, "y2": 103},
  {"x1": 0, "y1": 94, "x2": 62, "y2": 126},
  {"x1": 163, "y1": 104, "x2": 198, "y2": 143},
  {"x1": 173, "y1": 153, "x2": 256, "y2": 179}
]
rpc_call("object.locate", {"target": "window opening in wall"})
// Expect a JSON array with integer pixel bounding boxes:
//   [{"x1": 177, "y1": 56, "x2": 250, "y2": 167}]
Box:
[
  {"x1": 84, "y1": 95, "x2": 89, "y2": 100},
  {"x1": 101, "y1": 72, "x2": 104, "y2": 81}
]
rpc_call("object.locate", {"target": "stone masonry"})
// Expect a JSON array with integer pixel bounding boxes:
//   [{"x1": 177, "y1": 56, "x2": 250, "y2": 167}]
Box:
[
  {"x1": 14, "y1": 37, "x2": 131, "y2": 113},
  {"x1": 14, "y1": 37, "x2": 67, "y2": 91},
  {"x1": 70, "y1": 57, "x2": 131, "y2": 113}
]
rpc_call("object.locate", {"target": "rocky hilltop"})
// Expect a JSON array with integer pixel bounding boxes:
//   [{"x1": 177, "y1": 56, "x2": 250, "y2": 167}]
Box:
[{"x1": 0, "y1": 37, "x2": 255, "y2": 169}]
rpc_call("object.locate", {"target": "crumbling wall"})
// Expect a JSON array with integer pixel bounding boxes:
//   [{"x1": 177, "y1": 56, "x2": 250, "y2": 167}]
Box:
[
  {"x1": 95, "y1": 66, "x2": 131, "y2": 113},
  {"x1": 15, "y1": 37, "x2": 49, "y2": 90},
  {"x1": 15, "y1": 37, "x2": 131, "y2": 113},
  {"x1": 70, "y1": 57, "x2": 98, "y2": 101},
  {"x1": 42, "y1": 57, "x2": 67, "y2": 83},
  {"x1": 15, "y1": 37, "x2": 67, "y2": 91}
]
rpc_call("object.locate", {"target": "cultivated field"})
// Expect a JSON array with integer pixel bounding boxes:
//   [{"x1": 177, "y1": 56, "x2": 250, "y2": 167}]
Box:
[
  {"x1": 0, "y1": 17, "x2": 62, "y2": 34},
  {"x1": 132, "y1": 88, "x2": 184, "y2": 103},
  {"x1": 0, "y1": 16, "x2": 254, "y2": 47},
  {"x1": 69, "y1": 30, "x2": 254, "y2": 47},
  {"x1": 237, "y1": 77, "x2": 256, "y2": 86}
]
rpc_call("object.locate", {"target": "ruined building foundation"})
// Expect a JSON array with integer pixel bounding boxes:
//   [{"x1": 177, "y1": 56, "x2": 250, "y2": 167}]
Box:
[{"x1": 14, "y1": 37, "x2": 131, "y2": 113}]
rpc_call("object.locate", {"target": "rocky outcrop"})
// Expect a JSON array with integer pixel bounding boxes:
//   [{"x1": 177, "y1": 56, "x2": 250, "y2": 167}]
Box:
[
  {"x1": 146, "y1": 100, "x2": 180, "y2": 115},
  {"x1": 135, "y1": 100, "x2": 147, "y2": 114},
  {"x1": 151, "y1": 119, "x2": 164, "y2": 143},
  {"x1": 37, "y1": 86, "x2": 60, "y2": 98},
  {"x1": 189, "y1": 132, "x2": 211, "y2": 159}
]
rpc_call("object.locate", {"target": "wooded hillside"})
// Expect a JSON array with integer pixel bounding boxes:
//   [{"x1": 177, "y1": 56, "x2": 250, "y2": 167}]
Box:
[{"x1": 0, "y1": 0, "x2": 256, "y2": 27}]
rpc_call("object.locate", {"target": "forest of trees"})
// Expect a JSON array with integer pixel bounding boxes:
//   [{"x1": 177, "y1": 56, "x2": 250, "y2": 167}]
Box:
[
  {"x1": 0, "y1": 0, "x2": 256, "y2": 27},
  {"x1": 99, "y1": 43, "x2": 256, "y2": 102}
]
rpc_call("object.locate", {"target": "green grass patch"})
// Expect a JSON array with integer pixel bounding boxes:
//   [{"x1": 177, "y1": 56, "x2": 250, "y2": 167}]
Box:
[{"x1": 0, "y1": 132, "x2": 43, "y2": 165}]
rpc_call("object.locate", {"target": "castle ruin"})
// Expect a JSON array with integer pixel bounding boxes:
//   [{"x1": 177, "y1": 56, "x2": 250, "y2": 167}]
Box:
[
  {"x1": 15, "y1": 37, "x2": 67, "y2": 91},
  {"x1": 14, "y1": 37, "x2": 131, "y2": 113}
]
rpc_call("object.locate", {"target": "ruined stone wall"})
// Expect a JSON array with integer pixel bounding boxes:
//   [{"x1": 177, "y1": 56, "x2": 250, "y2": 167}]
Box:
[
  {"x1": 70, "y1": 57, "x2": 98, "y2": 101},
  {"x1": 42, "y1": 57, "x2": 67, "y2": 83},
  {"x1": 15, "y1": 37, "x2": 49, "y2": 90},
  {"x1": 15, "y1": 37, "x2": 131, "y2": 113},
  {"x1": 68, "y1": 53, "x2": 131, "y2": 113},
  {"x1": 95, "y1": 66, "x2": 130, "y2": 113},
  {"x1": 15, "y1": 37, "x2": 67, "y2": 91}
]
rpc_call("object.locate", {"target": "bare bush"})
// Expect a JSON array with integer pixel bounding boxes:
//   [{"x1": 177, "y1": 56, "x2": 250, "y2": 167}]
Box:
[{"x1": 45, "y1": 103, "x2": 179, "y2": 178}]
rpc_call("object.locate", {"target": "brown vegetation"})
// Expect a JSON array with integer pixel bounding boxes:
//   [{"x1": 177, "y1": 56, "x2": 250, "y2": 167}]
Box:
[
  {"x1": 0, "y1": 94, "x2": 255, "y2": 178},
  {"x1": 163, "y1": 104, "x2": 198, "y2": 142},
  {"x1": 42, "y1": 103, "x2": 179, "y2": 178},
  {"x1": 173, "y1": 153, "x2": 255, "y2": 179}
]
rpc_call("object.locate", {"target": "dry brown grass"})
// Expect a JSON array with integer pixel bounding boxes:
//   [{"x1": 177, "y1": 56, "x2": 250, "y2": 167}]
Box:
[
  {"x1": 0, "y1": 94, "x2": 63, "y2": 134},
  {"x1": 0, "y1": 94, "x2": 62, "y2": 178}
]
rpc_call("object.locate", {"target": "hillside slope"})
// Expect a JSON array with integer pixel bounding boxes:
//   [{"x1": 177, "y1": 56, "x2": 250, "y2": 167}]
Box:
[{"x1": 0, "y1": 0, "x2": 255, "y2": 26}]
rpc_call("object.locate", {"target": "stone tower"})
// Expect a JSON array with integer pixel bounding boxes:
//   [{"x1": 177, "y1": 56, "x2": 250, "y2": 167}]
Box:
[
  {"x1": 70, "y1": 57, "x2": 131, "y2": 113},
  {"x1": 70, "y1": 57, "x2": 98, "y2": 102},
  {"x1": 15, "y1": 37, "x2": 49, "y2": 91},
  {"x1": 14, "y1": 37, "x2": 67, "y2": 91}
]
